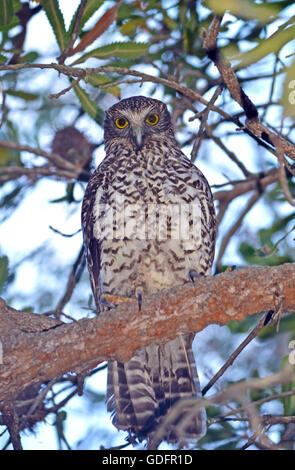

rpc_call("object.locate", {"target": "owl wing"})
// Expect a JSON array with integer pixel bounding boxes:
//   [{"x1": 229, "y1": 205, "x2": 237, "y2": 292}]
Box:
[{"x1": 81, "y1": 170, "x2": 103, "y2": 313}]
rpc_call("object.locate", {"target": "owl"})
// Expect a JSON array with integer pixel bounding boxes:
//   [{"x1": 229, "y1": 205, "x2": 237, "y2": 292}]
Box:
[{"x1": 81, "y1": 96, "x2": 216, "y2": 448}]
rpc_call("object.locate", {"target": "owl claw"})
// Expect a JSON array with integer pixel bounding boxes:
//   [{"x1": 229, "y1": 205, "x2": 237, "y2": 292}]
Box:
[
  {"x1": 135, "y1": 287, "x2": 143, "y2": 312},
  {"x1": 137, "y1": 292, "x2": 142, "y2": 311},
  {"x1": 189, "y1": 269, "x2": 201, "y2": 284},
  {"x1": 100, "y1": 294, "x2": 133, "y2": 310}
]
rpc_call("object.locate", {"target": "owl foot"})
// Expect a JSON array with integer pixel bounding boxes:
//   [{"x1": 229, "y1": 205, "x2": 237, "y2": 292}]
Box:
[
  {"x1": 135, "y1": 287, "x2": 143, "y2": 312},
  {"x1": 224, "y1": 265, "x2": 237, "y2": 273},
  {"x1": 189, "y1": 269, "x2": 202, "y2": 284},
  {"x1": 100, "y1": 294, "x2": 133, "y2": 310}
]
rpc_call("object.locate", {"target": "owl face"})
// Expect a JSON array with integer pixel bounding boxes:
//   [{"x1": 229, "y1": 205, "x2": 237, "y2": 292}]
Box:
[{"x1": 104, "y1": 96, "x2": 174, "y2": 150}]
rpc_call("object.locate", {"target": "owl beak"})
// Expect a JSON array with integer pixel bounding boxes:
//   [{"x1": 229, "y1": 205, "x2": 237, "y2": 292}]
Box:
[{"x1": 132, "y1": 125, "x2": 143, "y2": 149}]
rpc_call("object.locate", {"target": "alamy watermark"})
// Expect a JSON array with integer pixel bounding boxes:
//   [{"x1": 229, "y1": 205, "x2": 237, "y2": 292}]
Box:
[{"x1": 93, "y1": 195, "x2": 202, "y2": 243}]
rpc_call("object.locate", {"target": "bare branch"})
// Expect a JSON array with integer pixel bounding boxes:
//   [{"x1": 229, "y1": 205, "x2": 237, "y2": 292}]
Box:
[
  {"x1": 215, "y1": 192, "x2": 260, "y2": 267},
  {"x1": 0, "y1": 165, "x2": 80, "y2": 183},
  {"x1": 274, "y1": 135, "x2": 295, "y2": 207},
  {"x1": 58, "y1": 0, "x2": 88, "y2": 65},
  {"x1": 201, "y1": 308, "x2": 276, "y2": 396},
  {"x1": 149, "y1": 361, "x2": 294, "y2": 449},
  {"x1": 202, "y1": 16, "x2": 295, "y2": 164},
  {"x1": 0, "y1": 139, "x2": 81, "y2": 174}
]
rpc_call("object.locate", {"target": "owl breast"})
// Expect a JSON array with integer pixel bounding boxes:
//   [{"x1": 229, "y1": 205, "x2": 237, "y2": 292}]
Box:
[{"x1": 92, "y1": 144, "x2": 214, "y2": 299}]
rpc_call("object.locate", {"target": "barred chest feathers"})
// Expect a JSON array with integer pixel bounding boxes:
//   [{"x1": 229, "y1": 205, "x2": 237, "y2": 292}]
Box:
[{"x1": 92, "y1": 142, "x2": 214, "y2": 298}]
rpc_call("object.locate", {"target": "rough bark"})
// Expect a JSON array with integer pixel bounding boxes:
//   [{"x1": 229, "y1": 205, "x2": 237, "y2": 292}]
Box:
[{"x1": 0, "y1": 263, "x2": 295, "y2": 406}]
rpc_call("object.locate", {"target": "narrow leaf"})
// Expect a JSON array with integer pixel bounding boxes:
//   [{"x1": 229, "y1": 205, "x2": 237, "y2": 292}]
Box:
[
  {"x1": 6, "y1": 90, "x2": 39, "y2": 101},
  {"x1": 0, "y1": 14, "x2": 18, "y2": 32},
  {"x1": 238, "y1": 25, "x2": 295, "y2": 68},
  {"x1": 120, "y1": 17, "x2": 145, "y2": 36},
  {"x1": 87, "y1": 73, "x2": 121, "y2": 98},
  {"x1": 0, "y1": 53, "x2": 7, "y2": 64},
  {"x1": 0, "y1": 0, "x2": 14, "y2": 26},
  {"x1": 67, "y1": 0, "x2": 105, "y2": 39},
  {"x1": 205, "y1": 0, "x2": 280, "y2": 22},
  {"x1": 42, "y1": 0, "x2": 67, "y2": 51},
  {"x1": 0, "y1": 256, "x2": 8, "y2": 292},
  {"x1": 282, "y1": 55, "x2": 295, "y2": 119},
  {"x1": 17, "y1": 51, "x2": 39, "y2": 64},
  {"x1": 73, "y1": 82, "x2": 104, "y2": 124},
  {"x1": 71, "y1": 2, "x2": 122, "y2": 55},
  {"x1": 73, "y1": 41, "x2": 149, "y2": 65}
]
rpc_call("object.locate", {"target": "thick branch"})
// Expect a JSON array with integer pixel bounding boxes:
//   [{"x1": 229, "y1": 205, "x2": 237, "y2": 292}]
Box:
[{"x1": 0, "y1": 264, "x2": 295, "y2": 406}]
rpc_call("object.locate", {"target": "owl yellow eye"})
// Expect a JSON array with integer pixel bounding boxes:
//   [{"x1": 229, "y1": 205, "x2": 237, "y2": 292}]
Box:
[
  {"x1": 146, "y1": 113, "x2": 159, "y2": 126},
  {"x1": 115, "y1": 117, "x2": 128, "y2": 129}
]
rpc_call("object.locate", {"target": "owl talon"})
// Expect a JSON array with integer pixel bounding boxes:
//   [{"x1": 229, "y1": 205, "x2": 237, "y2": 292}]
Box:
[
  {"x1": 135, "y1": 287, "x2": 143, "y2": 312},
  {"x1": 100, "y1": 296, "x2": 113, "y2": 311},
  {"x1": 100, "y1": 294, "x2": 133, "y2": 310},
  {"x1": 224, "y1": 265, "x2": 237, "y2": 273},
  {"x1": 189, "y1": 270, "x2": 202, "y2": 284}
]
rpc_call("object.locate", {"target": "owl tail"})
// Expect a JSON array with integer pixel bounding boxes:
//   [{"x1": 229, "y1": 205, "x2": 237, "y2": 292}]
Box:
[{"x1": 106, "y1": 334, "x2": 206, "y2": 447}]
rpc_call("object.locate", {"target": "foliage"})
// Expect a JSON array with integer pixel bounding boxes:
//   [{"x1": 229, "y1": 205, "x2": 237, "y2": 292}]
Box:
[{"x1": 0, "y1": 0, "x2": 295, "y2": 451}]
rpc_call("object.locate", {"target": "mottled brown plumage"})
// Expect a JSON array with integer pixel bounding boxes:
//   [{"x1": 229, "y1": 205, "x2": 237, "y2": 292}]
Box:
[{"x1": 82, "y1": 96, "x2": 216, "y2": 447}]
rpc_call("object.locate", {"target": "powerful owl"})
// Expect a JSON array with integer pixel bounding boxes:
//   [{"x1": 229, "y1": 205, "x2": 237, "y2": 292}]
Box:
[{"x1": 82, "y1": 96, "x2": 216, "y2": 448}]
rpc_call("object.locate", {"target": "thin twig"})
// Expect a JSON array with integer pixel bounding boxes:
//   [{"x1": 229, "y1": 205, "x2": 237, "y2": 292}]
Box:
[
  {"x1": 206, "y1": 125, "x2": 252, "y2": 177},
  {"x1": 208, "y1": 389, "x2": 295, "y2": 424},
  {"x1": 54, "y1": 244, "x2": 86, "y2": 316},
  {"x1": 0, "y1": 139, "x2": 81, "y2": 172},
  {"x1": 202, "y1": 309, "x2": 276, "y2": 396},
  {"x1": 49, "y1": 76, "x2": 84, "y2": 99},
  {"x1": 0, "y1": 165, "x2": 79, "y2": 181},
  {"x1": 274, "y1": 135, "x2": 295, "y2": 207},
  {"x1": 216, "y1": 191, "x2": 260, "y2": 266},
  {"x1": 148, "y1": 361, "x2": 294, "y2": 449},
  {"x1": 202, "y1": 14, "x2": 295, "y2": 174},
  {"x1": 58, "y1": 0, "x2": 88, "y2": 65},
  {"x1": 190, "y1": 84, "x2": 223, "y2": 161}
]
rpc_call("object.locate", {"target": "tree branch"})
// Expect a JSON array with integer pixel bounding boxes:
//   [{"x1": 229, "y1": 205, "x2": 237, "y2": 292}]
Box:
[
  {"x1": 0, "y1": 263, "x2": 295, "y2": 407},
  {"x1": 0, "y1": 139, "x2": 81, "y2": 173},
  {"x1": 202, "y1": 15, "x2": 295, "y2": 163}
]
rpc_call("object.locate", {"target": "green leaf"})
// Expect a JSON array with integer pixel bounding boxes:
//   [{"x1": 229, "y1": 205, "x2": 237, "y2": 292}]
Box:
[
  {"x1": 0, "y1": 147, "x2": 20, "y2": 166},
  {"x1": 73, "y1": 82, "x2": 104, "y2": 124},
  {"x1": 282, "y1": 55, "x2": 295, "y2": 119},
  {"x1": 204, "y1": 0, "x2": 280, "y2": 23},
  {"x1": 17, "y1": 51, "x2": 39, "y2": 63},
  {"x1": 42, "y1": 0, "x2": 67, "y2": 51},
  {"x1": 238, "y1": 241, "x2": 293, "y2": 266},
  {"x1": 0, "y1": 0, "x2": 14, "y2": 26},
  {"x1": 120, "y1": 17, "x2": 145, "y2": 36},
  {"x1": 72, "y1": 41, "x2": 149, "y2": 65},
  {"x1": 0, "y1": 14, "x2": 18, "y2": 32},
  {"x1": 6, "y1": 90, "x2": 39, "y2": 101},
  {"x1": 259, "y1": 313, "x2": 295, "y2": 340},
  {"x1": 67, "y1": 0, "x2": 105, "y2": 41},
  {"x1": 227, "y1": 313, "x2": 261, "y2": 334},
  {"x1": 238, "y1": 25, "x2": 295, "y2": 68},
  {"x1": 0, "y1": 255, "x2": 8, "y2": 292},
  {"x1": 86, "y1": 73, "x2": 121, "y2": 98},
  {"x1": 0, "y1": 53, "x2": 7, "y2": 64},
  {"x1": 163, "y1": 13, "x2": 178, "y2": 31}
]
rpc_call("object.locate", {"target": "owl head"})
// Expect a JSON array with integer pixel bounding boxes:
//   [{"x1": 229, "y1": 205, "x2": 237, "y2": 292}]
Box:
[{"x1": 104, "y1": 96, "x2": 174, "y2": 150}]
